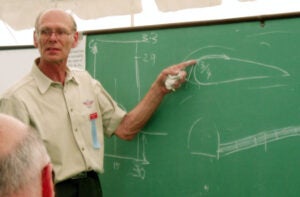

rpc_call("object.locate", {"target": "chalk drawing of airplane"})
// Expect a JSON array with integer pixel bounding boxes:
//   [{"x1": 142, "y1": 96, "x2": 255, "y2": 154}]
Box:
[
  {"x1": 188, "y1": 117, "x2": 300, "y2": 159},
  {"x1": 182, "y1": 45, "x2": 294, "y2": 159}
]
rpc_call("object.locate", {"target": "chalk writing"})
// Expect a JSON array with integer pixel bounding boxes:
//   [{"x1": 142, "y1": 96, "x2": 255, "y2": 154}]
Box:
[{"x1": 89, "y1": 33, "x2": 162, "y2": 179}]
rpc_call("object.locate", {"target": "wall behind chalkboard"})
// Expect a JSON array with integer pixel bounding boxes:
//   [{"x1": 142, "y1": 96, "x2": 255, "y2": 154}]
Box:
[
  {"x1": 86, "y1": 16, "x2": 300, "y2": 197},
  {"x1": 0, "y1": 48, "x2": 38, "y2": 94}
]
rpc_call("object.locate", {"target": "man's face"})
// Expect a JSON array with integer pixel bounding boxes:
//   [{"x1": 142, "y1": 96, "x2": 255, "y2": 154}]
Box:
[{"x1": 34, "y1": 10, "x2": 78, "y2": 64}]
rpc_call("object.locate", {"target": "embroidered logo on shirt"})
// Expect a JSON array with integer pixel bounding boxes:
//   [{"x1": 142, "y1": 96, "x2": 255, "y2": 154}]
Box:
[{"x1": 83, "y1": 100, "x2": 94, "y2": 108}]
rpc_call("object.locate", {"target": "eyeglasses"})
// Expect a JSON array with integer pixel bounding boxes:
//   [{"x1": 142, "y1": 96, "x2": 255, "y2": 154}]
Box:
[{"x1": 38, "y1": 28, "x2": 73, "y2": 39}]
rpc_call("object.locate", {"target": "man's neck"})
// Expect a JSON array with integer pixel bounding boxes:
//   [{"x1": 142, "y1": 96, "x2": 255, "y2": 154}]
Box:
[{"x1": 37, "y1": 59, "x2": 67, "y2": 84}]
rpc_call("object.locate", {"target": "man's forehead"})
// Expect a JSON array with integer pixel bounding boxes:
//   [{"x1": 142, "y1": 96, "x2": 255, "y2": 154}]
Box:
[{"x1": 38, "y1": 10, "x2": 73, "y2": 29}]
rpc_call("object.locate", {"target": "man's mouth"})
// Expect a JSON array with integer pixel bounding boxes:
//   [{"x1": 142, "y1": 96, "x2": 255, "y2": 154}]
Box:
[{"x1": 46, "y1": 47, "x2": 60, "y2": 52}]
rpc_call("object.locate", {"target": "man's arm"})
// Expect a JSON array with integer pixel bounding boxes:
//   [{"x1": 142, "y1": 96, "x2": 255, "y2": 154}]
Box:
[{"x1": 114, "y1": 60, "x2": 196, "y2": 140}]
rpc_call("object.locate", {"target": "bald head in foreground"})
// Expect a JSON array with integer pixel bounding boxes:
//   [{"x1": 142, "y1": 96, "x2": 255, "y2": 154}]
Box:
[{"x1": 0, "y1": 114, "x2": 54, "y2": 197}]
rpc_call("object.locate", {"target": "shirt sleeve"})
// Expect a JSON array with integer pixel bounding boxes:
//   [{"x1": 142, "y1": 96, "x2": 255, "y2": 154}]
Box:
[
  {"x1": 0, "y1": 95, "x2": 30, "y2": 125},
  {"x1": 92, "y1": 79, "x2": 127, "y2": 137}
]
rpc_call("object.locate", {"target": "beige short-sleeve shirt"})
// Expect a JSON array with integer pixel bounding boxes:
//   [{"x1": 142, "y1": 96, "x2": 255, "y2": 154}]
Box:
[{"x1": 0, "y1": 60, "x2": 126, "y2": 183}]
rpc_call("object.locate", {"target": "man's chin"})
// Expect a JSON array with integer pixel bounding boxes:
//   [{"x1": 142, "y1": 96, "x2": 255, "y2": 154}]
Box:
[{"x1": 45, "y1": 58, "x2": 64, "y2": 65}]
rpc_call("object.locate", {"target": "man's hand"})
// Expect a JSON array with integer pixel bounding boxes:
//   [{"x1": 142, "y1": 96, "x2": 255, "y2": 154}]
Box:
[{"x1": 158, "y1": 60, "x2": 197, "y2": 93}]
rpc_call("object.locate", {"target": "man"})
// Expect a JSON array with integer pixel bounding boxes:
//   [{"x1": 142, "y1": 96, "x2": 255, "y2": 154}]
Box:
[
  {"x1": 0, "y1": 8, "x2": 196, "y2": 197},
  {"x1": 0, "y1": 113, "x2": 54, "y2": 197}
]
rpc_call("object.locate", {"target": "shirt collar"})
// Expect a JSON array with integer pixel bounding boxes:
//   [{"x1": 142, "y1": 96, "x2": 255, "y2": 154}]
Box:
[{"x1": 32, "y1": 58, "x2": 79, "y2": 94}]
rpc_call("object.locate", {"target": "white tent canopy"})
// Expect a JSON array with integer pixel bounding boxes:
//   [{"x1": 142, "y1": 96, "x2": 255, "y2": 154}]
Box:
[
  {"x1": 0, "y1": 0, "x2": 142, "y2": 30},
  {"x1": 0, "y1": 0, "x2": 222, "y2": 30},
  {"x1": 1, "y1": 0, "x2": 300, "y2": 46}
]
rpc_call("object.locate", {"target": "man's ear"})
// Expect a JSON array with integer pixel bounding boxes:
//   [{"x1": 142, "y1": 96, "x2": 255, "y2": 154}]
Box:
[
  {"x1": 41, "y1": 163, "x2": 55, "y2": 197},
  {"x1": 33, "y1": 31, "x2": 39, "y2": 48},
  {"x1": 71, "y1": 31, "x2": 79, "y2": 48}
]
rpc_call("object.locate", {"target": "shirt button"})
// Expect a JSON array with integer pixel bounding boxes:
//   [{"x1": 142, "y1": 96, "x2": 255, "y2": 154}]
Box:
[{"x1": 81, "y1": 147, "x2": 85, "y2": 151}]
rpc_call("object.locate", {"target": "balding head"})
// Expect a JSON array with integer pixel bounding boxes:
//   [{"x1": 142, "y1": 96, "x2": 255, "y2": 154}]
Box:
[
  {"x1": 0, "y1": 114, "x2": 54, "y2": 197},
  {"x1": 0, "y1": 114, "x2": 27, "y2": 155},
  {"x1": 34, "y1": 8, "x2": 77, "y2": 32}
]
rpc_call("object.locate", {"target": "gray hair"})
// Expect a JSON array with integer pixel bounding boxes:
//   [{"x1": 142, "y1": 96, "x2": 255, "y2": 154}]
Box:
[{"x1": 0, "y1": 127, "x2": 49, "y2": 197}]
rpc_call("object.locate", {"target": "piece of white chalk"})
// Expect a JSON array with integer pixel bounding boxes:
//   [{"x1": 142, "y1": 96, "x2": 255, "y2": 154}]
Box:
[{"x1": 165, "y1": 72, "x2": 182, "y2": 91}]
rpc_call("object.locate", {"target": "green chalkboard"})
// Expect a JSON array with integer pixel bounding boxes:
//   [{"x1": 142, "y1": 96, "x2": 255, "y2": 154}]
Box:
[{"x1": 86, "y1": 15, "x2": 300, "y2": 197}]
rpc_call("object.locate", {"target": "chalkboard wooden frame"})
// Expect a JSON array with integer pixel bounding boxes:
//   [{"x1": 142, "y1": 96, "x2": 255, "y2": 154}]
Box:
[{"x1": 84, "y1": 11, "x2": 300, "y2": 35}]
